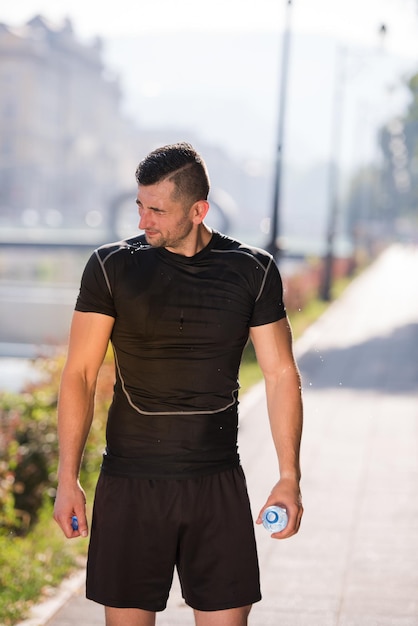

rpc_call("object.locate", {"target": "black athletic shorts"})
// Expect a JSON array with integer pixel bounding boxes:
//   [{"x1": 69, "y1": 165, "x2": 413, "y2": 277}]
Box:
[{"x1": 86, "y1": 465, "x2": 261, "y2": 612}]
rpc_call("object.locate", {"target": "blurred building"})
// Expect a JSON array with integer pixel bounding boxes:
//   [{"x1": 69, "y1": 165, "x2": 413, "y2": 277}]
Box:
[
  {"x1": 0, "y1": 15, "x2": 141, "y2": 234},
  {"x1": 0, "y1": 14, "x2": 277, "y2": 247}
]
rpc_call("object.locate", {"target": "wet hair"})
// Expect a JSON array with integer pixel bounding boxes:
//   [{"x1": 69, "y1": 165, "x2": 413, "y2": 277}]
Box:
[{"x1": 135, "y1": 142, "x2": 210, "y2": 204}]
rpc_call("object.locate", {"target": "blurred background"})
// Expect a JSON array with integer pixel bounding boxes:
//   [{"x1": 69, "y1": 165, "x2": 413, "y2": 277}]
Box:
[{"x1": 1, "y1": 0, "x2": 418, "y2": 383}]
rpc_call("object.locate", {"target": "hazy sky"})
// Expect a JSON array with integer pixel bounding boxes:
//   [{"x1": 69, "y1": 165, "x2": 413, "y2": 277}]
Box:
[
  {"x1": 1, "y1": 1, "x2": 418, "y2": 169},
  {"x1": 1, "y1": 0, "x2": 417, "y2": 54}
]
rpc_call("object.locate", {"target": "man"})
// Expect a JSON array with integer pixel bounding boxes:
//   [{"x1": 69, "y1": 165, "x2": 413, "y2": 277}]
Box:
[{"x1": 54, "y1": 142, "x2": 303, "y2": 626}]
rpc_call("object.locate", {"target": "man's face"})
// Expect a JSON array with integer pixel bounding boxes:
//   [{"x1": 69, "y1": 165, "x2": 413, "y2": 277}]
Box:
[{"x1": 136, "y1": 179, "x2": 194, "y2": 253}]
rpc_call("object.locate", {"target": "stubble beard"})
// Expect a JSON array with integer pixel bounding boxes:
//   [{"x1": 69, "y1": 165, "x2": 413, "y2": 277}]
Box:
[{"x1": 145, "y1": 216, "x2": 193, "y2": 251}]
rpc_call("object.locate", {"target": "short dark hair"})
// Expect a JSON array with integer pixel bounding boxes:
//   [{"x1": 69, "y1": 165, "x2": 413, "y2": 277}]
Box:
[{"x1": 135, "y1": 142, "x2": 210, "y2": 203}]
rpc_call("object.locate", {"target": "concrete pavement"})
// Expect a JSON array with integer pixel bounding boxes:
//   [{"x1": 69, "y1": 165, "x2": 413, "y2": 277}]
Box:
[{"x1": 18, "y1": 244, "x2": 418, "y2": 626}]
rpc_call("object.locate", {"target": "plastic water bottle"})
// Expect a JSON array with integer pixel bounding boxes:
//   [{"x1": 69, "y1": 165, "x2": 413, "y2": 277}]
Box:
[{"x1": 262, "y1": 505, "x2": 288, "y2": 533}]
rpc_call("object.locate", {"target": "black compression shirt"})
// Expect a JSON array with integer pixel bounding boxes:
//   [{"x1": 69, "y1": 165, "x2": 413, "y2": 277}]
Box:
[{"x1": 75, "y1": 230, "x2": 286, "y2": 477}]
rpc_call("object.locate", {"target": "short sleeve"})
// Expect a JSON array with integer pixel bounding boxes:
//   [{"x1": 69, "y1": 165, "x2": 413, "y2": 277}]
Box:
[
  {"x1": 75, "y1": 251, "x2": 117, "y2": 318},
  {"x1": 249, "y1": 258, "x2": 286, "y2": 327}
]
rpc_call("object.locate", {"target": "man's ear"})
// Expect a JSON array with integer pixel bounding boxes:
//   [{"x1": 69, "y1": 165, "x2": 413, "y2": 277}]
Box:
[{"x1": 191, "y1": 200, "x2": 210, "y2": 224}]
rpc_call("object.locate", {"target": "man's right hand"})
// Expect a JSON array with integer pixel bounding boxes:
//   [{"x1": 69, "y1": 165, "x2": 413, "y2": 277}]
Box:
[{"x1": 53, "y1": 480, "x2": 88, "y2": 539}]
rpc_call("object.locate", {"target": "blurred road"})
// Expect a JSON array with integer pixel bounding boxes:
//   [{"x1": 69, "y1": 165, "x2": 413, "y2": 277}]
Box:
[
  {"x1": 19, "y1": 244, "x2": 418, "y2": 626},
  {"x1": 0, "y1": 282, "x2": 76, "y2": 350}
]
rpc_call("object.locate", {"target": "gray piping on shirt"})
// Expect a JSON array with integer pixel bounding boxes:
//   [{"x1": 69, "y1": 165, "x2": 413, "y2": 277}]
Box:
[
  {"x1": 114, "y1": 349, "x2": 239, "y2": 416},
  {"x1": 97, "y1": 243, "x2": 269, "y2": 415},
  {"x1": 94, "y1": 247, "x2": 121, "y2": 298},
  {"x1": 210, "y1": 248, "x2": 273, "y2": 302},
  {"x1": 95, "y1": 240, "x2": 152, "y2": 298}
]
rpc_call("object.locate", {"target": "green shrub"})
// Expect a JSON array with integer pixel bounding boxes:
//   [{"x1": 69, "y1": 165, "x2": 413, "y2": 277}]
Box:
[
  {"x1": 0, "y1": 388, "x2": 58, "y2": 534},
  {"x1": 0, "y1": 355, "x2": 112, "y2": 623},
  {"x1": 0, "y1": 501, "x2": 81, "y2": 625},
  {"x1": 0, "y1": 355, "x2": 113, "y2": 536}
]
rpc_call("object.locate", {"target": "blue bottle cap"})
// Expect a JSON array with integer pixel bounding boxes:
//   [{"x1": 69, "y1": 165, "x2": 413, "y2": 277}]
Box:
[
  {"x1": 262, "y1": 505, "x2": 288, "y2": 532},
  {"x1": 265, "y1": 509, "x2": 280, "y2": 523}
]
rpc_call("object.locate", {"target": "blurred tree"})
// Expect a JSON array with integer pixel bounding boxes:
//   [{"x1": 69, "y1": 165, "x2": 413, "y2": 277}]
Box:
[
  {"x1": 344, "y1": 71, "x2": 418, "y2": 252},
  {"x1": 378, "y1": 73, "x2": 418, "y2": 236}
]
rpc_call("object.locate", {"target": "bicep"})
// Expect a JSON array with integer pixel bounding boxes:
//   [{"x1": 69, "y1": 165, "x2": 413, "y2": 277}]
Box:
[
  {"x1": 250, "y1": 317, "x2": 296, "y2": 380},
  {"x1": 65, "y1": 311, "x2": 115, "y2": 384}
]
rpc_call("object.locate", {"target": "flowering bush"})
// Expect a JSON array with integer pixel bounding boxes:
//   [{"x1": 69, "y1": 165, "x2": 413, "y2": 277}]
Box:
[
  {"x1": 0, "y1": 387, "x2": 57, "y2": 534},
  {"x1": 0, "y1": 355, "x2": 114, "y2": 536}
]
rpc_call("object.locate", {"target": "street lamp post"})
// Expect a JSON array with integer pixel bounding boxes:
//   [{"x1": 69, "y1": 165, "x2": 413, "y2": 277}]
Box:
[
  {"x1": 320, "y1": 45, "x2": 346, "y2": 301},
  {"x1": 267, "y1": 0, "x2": 293, "y2": 263},
  {"x1": 320, "y1": 25, "x2": 388, "y2": 301}
]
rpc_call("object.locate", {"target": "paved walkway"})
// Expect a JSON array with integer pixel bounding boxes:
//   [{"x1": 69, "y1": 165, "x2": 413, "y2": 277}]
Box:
[{"x1": 18, "y1": 244, "x2": 418, "y2": 626}]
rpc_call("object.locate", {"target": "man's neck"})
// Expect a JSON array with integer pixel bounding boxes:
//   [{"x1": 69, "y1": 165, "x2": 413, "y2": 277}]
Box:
[{"x1": 166, "y1": 224, "x2": 213, "y2": 257}]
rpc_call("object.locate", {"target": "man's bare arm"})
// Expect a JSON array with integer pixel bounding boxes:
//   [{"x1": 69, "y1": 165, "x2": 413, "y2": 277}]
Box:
[
  {"x1": 53, "y1": 311, "x2": 114, "y2": 538},
  {"x1": 250, "y1": 317, "x2": 303, "y2": 539}
]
